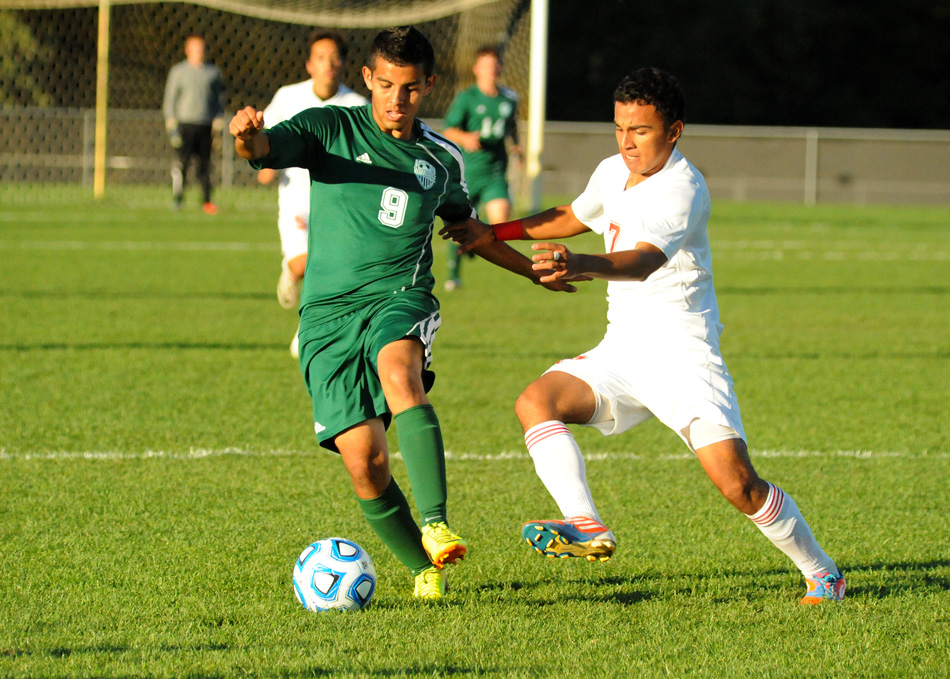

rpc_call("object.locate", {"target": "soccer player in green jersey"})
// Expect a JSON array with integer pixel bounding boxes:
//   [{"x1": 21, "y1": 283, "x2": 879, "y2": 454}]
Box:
[
  {"x1": 441, "y1": 45, "x2": 523, "y2": 291},
  {"x1": 230, "y1": 26, "x2": 576, "y2": 599}
]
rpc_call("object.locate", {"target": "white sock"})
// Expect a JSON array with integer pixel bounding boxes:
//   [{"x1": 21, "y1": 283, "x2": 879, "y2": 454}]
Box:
[
  {"x1": 524, "y1": 421, "x2": 602, "y2": 522},
  {"x1": 748, "y1": 482, "x2": 838, "y2": 577}
]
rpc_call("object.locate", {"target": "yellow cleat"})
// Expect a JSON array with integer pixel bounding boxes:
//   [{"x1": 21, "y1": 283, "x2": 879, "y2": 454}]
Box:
[
  {"x1": 421, "y1": 521, "x2": 467, "y2": 568},
  {"x1": 413, "y1": 566, "x2": 448, "y2": 599}
]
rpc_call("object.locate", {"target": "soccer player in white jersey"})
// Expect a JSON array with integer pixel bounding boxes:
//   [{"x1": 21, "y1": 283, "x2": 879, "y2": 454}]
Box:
[
  {"x1": 258, "y1": 29, "x2": 368, "y2": 357},
  {"x1": 441, "y1": 67, "x2": 845, "y2": 604}
]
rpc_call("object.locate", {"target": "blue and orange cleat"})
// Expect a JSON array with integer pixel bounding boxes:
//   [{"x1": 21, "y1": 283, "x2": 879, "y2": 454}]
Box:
[
  {"x1": 800, "y1": 571, "x2": 846, "y2": 604},
  {"x1": 522, "y1": 516, "x2": 616, "y2": 562}
]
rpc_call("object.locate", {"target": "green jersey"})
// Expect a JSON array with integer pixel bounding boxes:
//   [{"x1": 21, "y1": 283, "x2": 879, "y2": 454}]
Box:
[
  {"x1": 251, "y1": 104, "x2": 474, "y2": 322},
  {"x1": 443, "y1": 84, "x2": 519, "y2": 177}
]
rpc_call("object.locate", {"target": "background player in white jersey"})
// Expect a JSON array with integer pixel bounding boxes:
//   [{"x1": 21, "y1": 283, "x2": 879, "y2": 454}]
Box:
[
  {"x1": 258, "y1": 29, "x2": 368, "y2": 357},
  {"x1": 441, "y1": 67, "x2": 845, "y2": 604}
]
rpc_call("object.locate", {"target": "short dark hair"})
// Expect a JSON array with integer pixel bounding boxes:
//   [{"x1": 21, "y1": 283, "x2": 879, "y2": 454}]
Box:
[
  {"x1": 368, "y1": 26, "x2": 435, "y2": 77},
  {"x1": 475, "y1": 44, "x2": 503, "y2": 64},
  {"x1": 614, "y1": 67, "x2": 686, "y2": 127},
  {"x1": 308, "y1": 29, "x2": 349, "y2": 62}
]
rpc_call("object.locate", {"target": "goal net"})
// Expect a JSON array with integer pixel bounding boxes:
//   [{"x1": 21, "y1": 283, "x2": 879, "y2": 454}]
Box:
[{"x1": 0, "y1": 0, "x2": 533, "y2": 193}]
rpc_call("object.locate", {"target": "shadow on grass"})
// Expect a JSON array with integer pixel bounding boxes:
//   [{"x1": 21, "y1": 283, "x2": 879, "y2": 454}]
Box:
[
  {"x1": 1, "y1": 289, "x2": 273, "y2": 301},
  {"x1": 2, "y1": 342, "x2": 287, "y2": 352},
  {"x1": 437, "y1": 341, "x2": 950, "y2": 361},
  {"x1": 460, "y1": 557, "x2": 950, "y2": 605},
  {"x1": 717, "y1": 285, "x2": 950, "y2": 296},
  {"x1": 839, "y1": 558, "x2": 950, "y2": 599},
  {"x1": 286, "y1": 665, "x2": 484, "y2": 677},
  {"x1": 470, "y1": 573, "x2": 656, "y2": 606}
]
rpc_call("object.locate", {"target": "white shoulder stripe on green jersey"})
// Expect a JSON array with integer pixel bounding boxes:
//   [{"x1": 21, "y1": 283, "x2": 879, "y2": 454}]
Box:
[{"x1": 420, "y1": 123, "x2": 475, "y2": 215}]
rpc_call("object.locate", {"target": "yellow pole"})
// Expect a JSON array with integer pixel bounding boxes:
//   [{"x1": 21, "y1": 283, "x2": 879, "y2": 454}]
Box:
[{"x1": 93, "y1": 0, "x2": 110, "y2": 199}]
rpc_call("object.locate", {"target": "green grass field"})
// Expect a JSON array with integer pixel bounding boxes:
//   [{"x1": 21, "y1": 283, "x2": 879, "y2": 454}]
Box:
[{"x1": 1, "y1": 186, "x2": 948, "y2": 678}]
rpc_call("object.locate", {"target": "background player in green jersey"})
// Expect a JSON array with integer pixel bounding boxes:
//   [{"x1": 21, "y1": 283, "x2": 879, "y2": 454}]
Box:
[
  {"x1": 230, "y1": 26, "x2": 576, "y2": 599},
  {"x1": 441, "y1": 45, "x2": 523, "y2": 291}
]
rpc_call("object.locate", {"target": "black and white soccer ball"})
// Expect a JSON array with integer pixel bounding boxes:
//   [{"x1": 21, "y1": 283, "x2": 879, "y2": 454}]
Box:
[{"x1": 292, "y1": 537, "x2": 377, "y2": 611}]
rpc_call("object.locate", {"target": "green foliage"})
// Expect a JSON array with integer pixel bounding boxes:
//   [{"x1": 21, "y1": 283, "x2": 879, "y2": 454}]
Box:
[{"x1": 1, "y1": 187, "x2": 948, "y2": 677}]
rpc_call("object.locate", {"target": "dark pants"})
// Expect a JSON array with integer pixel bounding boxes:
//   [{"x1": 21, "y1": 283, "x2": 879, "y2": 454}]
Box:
[{"x1": 171, "y1": 123, "x2": 214, "y2": 204}]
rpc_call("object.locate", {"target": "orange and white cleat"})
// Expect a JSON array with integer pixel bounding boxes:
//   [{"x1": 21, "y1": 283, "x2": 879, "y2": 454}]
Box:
[{"x1": 800, "y1": 571, "x2": 846, "y2": 604}]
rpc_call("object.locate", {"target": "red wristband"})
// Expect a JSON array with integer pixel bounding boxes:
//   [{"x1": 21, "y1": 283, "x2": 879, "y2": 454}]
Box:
[{"x1": 492, "y1": 220, "x2": 525, "y2": 241}]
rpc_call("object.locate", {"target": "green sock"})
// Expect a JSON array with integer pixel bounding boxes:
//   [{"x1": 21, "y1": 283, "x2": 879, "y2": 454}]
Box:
[
  {"x1": 394, "y1": 404, "x2": 448, "y2": 526},
  {"x1": 447, "y1": 240, "x2": 461, "y2": 279},
  {"x1": 357, "y1": 479, "x2": 431, "y2": 575}
]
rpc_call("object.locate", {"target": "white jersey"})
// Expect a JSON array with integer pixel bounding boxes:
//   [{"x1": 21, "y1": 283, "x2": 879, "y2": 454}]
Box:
[
  {"x1": 262, "y1": 81, "x2": 368, "y2": 221},
  {"x1": 571, "y1": 148, "x2": 719, "y2": 346}
]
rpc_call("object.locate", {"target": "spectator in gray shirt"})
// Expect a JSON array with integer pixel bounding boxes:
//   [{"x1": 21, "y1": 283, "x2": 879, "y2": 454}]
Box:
[{"x1": 163, "y1": 35, "x2": 225, "y2": 214}]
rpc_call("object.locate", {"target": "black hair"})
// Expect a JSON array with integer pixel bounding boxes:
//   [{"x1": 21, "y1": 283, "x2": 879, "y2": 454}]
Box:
[
  {"x1": 308, "y1": 29, "x2": 349, "y2": 62},
  {"x1": 475, "y1": 44, "x2": 503, "y2": 64},
  {"x1": 367, "y1": 26, "x2": 435, "y2": 77},
  {"x1": 614, "y1": 67, "x2": 686, "y2": 127}
]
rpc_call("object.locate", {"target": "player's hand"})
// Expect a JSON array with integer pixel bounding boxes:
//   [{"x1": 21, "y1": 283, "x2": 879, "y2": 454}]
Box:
[
  {"x1": 531, "y1": 242, "x2": 592, "y2": 284},
  {"x1": 535, "y1": 277, "x2": 584, "y2": 293},
  {"x1": 257, "y1": 168, "x2": 279, "y2": 185},
  {"x1": 229, "y1": 106, "x2": 264, "y2": 140},
  {"x1": 460, "y1": 131, "x2": 482, "y2": 152},
  {"x1": 509, "y1": 144, "x2": 524, "y2": 168},
  {"x1": 439, "y1": 218, "x2": 494, "y2": 254}
]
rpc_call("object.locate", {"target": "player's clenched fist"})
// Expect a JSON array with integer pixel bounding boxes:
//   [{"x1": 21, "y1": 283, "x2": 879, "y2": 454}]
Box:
[
  {"x1": 229, "y1": 106, "x2": 264, "y2": 139},
  {"x1": 230, "y1": 106, "x2": 270, "y2": 160}
]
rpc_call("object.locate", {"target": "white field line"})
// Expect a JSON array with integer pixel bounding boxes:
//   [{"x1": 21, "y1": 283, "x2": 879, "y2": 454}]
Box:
[{"x1": 0, "y1": 448, "x2": 946, "y2": 462}]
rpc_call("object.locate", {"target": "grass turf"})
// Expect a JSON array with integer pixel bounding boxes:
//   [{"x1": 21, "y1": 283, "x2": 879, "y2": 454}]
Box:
[{"x1": 1, "y1": 185, "x2": 948, "y2": 677}]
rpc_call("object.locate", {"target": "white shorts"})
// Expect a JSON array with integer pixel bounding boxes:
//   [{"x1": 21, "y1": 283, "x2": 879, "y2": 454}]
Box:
[
  {"x1": 278, "y1": 211, "x2": 309, "y2": 260},
  {"x1": 545, "y1": 330, "x2": 746, "y2": 446}
]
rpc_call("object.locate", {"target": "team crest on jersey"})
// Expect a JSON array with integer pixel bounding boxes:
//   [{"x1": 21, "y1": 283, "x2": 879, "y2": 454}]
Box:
[
  {"x1": 499, "y1": 102, "x2": 512, "y2": 117},
  {"x1": 414, "y1": 159, "x2": 436, "y2": 190}
]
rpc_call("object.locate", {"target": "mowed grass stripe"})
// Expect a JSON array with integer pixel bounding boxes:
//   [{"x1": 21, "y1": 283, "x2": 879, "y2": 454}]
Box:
[{"x1": 2, "y1": 448, "x2": 946, "y2": 461}]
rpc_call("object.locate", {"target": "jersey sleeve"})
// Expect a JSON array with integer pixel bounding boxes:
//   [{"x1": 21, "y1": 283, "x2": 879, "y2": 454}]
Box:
[
  {"x1": 434, "y1": 145, "x2": 476, "y2": 222},
  {"x1": 249, "y1": 106, "x2": 338, "y2": 172},
  {"x1": 212, "y1": 67, "x2": 226, "y2": 118},
  {"x1": 625, "y1": 180, "x2": 709, "y2": 259},
  {"x1": 571, "y1": 161, "x2": 609, "y2": 235},
  {"x1": 443, "y1": 90, "x2": 469, "y2": 130},
  {"x1": 162, "y1": 65, "x2": 180, "y2": 120},
  {"x1": 504, "y1": 90, "x2": 519, "y2": 141}
]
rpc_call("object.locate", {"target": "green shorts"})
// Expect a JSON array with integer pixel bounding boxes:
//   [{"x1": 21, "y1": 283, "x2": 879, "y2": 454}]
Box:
[
  {"x1": 467, "y1": 168, "x2": 510, "y2": 208},
  {"x1": 298, "y1": 288, "x2": 440, "y2": 452}
]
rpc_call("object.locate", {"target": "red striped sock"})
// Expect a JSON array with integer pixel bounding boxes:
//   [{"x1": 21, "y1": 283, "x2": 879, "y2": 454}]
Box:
[
  {"x1": 747, "y1": 482, "x2": 838, "y2": 577},
  {"x1": 524, "y1": 421, "x2": 602, "y2": 522}
]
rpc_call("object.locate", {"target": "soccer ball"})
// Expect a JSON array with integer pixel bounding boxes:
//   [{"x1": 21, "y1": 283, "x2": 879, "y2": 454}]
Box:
[{"x1": 292, "y1": 537, "x2": 377, "y2": 611}]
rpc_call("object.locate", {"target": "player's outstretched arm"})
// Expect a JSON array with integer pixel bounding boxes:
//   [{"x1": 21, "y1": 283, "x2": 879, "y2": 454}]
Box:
[
  {"x1": 441, "y1": 217, "x2": 586, "y2": 293},
  {"x1": 442, "y1": 127, "x2": 481, "y2": 153},
  {"x1": 439, "y1": 204, "x2": 589, "y2": 254},
  {"x1": 530, "y1": 241, "x2": 668, "y2": 284},
  {"x1": 230, "y1": 106, "x2": 269, "y2": 160}
]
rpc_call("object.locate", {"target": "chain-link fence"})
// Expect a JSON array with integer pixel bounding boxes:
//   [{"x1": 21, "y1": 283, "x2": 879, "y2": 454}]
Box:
[{"x1": 1, "y1": 0, "x2": 531, "y2": 191}]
